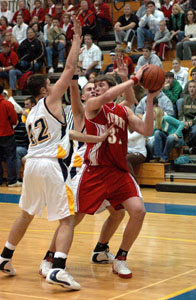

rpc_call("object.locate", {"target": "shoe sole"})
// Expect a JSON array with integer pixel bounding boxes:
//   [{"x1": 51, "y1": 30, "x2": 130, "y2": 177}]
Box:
[
  {"x1": 112, "y1": 268, "x2": 132, "y2": 279},
  {"x1": 46, "y1": 278, "x2": 81, "y2": 290}
]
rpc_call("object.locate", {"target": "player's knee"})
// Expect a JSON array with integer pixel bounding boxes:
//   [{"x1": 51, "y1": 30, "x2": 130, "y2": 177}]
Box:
[
  {"x1": 59, "y1": 215, "x2": 75, "y2": 227},
  {"x1": 132, "y1": 204, "x2": 146, "y2": 220}
]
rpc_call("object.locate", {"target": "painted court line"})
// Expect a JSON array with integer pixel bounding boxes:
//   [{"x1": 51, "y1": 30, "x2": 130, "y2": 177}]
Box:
[
  {"x1": 106, "y1": 269, "x2": 196, "y2": 300},
  {"x1": 0, "y1": 292, "x2": 59, "y2": 300},
  {"x1": 156, "y1": 284, "x2": 196, "y2": 300}
]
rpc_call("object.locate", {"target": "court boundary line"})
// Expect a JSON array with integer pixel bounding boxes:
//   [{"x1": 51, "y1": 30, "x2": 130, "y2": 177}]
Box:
[
  {"x1": 0, "y1": 291, "x2": 59, "y2": 300},
  {"x1": 106, "y1": 268, "x2": 196, "y2": 300},
  {"x1": 156, "y1": 284, "x2": 196, "y2": 300}
]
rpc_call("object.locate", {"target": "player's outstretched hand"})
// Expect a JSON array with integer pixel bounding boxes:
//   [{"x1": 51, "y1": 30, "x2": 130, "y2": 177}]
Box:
[
  {"x1": 99, "y1": 124, "x2": 114, "y2": 142},
  {"x1": 135, "y1": 65, "x2": 149, "y2": 82},
  {"x1": 72, "y1": 15, "x2": 82, "y2": 38}
]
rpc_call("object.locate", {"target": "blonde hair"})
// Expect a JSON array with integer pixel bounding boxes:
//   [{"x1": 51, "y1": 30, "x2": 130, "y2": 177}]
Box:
[
  {"x1": 172, "y1": 4, "x2": 183, "y2": 14},
  {"x1": 154, "y1": 107, "x2": 164, "y2": 130}
]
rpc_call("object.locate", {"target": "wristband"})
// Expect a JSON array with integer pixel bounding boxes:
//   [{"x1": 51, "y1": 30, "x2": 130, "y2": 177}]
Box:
[
  {"x1": 131, "y1": 76, "x2": 139, "y2": 86},
  {"x1": 72, "y1": 74, "x2": 79, "y2": 80}
]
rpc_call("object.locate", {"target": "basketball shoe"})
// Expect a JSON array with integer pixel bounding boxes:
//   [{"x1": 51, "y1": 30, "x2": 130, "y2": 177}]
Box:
[
  {"x1": 0, "y1": 257, "x2": 16, "y2": 276},
  {"x1": 46, "y1": 268, "x2": 81, "y2": 290},
  {"x1": 39, "y1": 259, "x2": 53, "y2": 278},
  {"x1": 91, "y1": 248, "x2": 115, "y2": 264},
  {"x1": 112, "y1": 256, "x2": 132, "y2": 279}
]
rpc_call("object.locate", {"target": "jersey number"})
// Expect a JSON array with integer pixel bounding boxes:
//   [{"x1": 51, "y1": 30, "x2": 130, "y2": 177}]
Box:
[
  {"x1": 27, "y1": 117, "x2": 50, "y2": 146},
  {"x1": 108, "y1": 127, "x2": 122, "y2": 145}
]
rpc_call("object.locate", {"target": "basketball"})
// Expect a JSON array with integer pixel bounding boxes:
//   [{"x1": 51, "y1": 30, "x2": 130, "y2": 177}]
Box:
[{"x1": 140, "y1": 65, "x2": 165, "y2": 92}]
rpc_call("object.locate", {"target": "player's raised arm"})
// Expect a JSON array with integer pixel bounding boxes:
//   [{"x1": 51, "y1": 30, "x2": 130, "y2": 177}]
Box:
[
  {"x1": 47, "y1": 16, "x2": 82, "y2": 107},
  {"x1": 85, "y1": 65, "x2": 148, "y2": 118}
]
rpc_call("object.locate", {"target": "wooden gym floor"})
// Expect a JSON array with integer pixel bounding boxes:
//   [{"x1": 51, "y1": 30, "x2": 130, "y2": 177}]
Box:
[{"x1": 0, "y1": 185, "x2": 196, "y2": 300}]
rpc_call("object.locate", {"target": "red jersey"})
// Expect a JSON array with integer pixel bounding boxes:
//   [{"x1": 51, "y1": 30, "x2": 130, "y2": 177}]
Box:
[
  {"x1": 113, "y1": 56, "x2": 134, "y2": 76},
  {"x1": 84, "y1": 103, "x2": 129, "y2": 172},
  {"x1": 0, "y1": 50, "x2": 19, "y2": 68},
  {"x1": 31, "y1": 7, "x2": 45, "y2": 23}
]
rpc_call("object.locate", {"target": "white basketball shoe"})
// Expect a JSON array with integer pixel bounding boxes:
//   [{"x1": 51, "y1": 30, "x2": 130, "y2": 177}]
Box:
[
  {"x1": 39, "y1": 259, "x2": 53, "y2": 278},
  {"x1": 46, "y1": 268, "x2": 81, "y2": 290},
  {"x1": 112, "y1": 257, "x2": 132, "y2": 279},
  {"x1": 91, "y1": 248, "x2": 115, "y2": 264},
  {"x1": 0, "y1": 257, "x2": 16, "y2": 276}
]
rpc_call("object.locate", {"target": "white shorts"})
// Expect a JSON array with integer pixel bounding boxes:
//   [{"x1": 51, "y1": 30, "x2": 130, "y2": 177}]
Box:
[
  {"x1": 72, "y1": 164, "x2": 110, "y2": 213},
  {"x1": 19, "y1": 158, "x2": 75, "y2": 221}
]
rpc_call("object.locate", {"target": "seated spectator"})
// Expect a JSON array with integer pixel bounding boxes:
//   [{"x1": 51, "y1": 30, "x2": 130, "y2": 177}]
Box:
[
  {"x1": 77, "y1": 0, "x2": 97, "y2": 39},
  {"x1": 30, "y1": 22, "x2": 45, "y2": 43},
  {"x1": 183, "y1": 67, "x2": 196, "y2": 96},
  {"x1": 178, "y1": 80, "x2": 196, "y2": 153},
  {"x1": 61, "y1": 13, "x2": 74, "y2": 54},
  {"x1": 161, "y1": 0, "x2": 173, "y2": 26},
  {"x1": 0, "y1": 41, "x2": 21, "y2": 90},
  {"x1": 12, "y1": 14, "x2": 28, "y2": 44},
  {"x1": 0, "y1": 84, "x2": 21, "y2": 187},
  {"x1": 21, "y1": 96, "x2": 36, "y2": 123},
  {"x1": 52, "y1": 2, "x2": 65, "y2": 26},
  {"x1": 4, "y1": 31, "x2": 19, "y2": 53},
  {"x1": 12, "y1": 0, "x2": 31, "y2": 25},
  {"x1": 188, "y1": 55, "x2": 196, "y2": 80},
  {"x1": 176, "y1": 9, "x2": 196, "y2": 60},
  {"x1": 137, "y1": 1, "x2": 165, "y2": 51},
  {"x1": 0, "y1": 25, "x2": 6, "y2": 51},
  {"x1": 90, "y1": 0, "x2": 112, "y2": 40},
  {"x1": 3, "y1": 89, "x2": 23, "y2": 113},
  {"x1": 168, "y1": 4, "x2": 185, "y2": 43},
  {"x1": 63, "y1": 0, "x2": 75, "y2": 16},
  {"x1": 126, "y1": 130, "x2": 147, "y2": 178},
  {"x1": 170, "y1": 57, "x2": 189, "y2": 89},
  {"x1": 103, "y1": 50, "x2": 115, "y2": 74},
  {"x1": 44, "y1": 0, "x2": 56, "y2": 16},
  {"x1": 78, "y1": 34, "x2": 102, "y2": 77},
  {"x1": 135, "y1": 91, "x2": 174, "y2": 118},
  {"x1": 43, "y1": 13, "x2": 53, "y2": 46},
  {"x1": 30, "y1": 15, "x2": 39, "y2": 25},
  {"x1": 162, "y1": 71, "x2": 183, "y2": 117},
  {"x1": 0, "y1": 16, "x2": 12, "y2": 32},
  {"x1": 31, "y1": 0, "x2": 45, "y2": 27},
  {"x1": 113, "y1": 46, "x2": 134, "y2": 77},
  {"x1": 46, "y1": 17, "x2": 66, "y2": 73},
  {"x1": 136, "y1": 0, "x2": 149, "y2": 20},
  {"x1": 14, "y1": 114, "x2": 29, "y2": 181},
  {"x1": 152, "y1": 20, "x2": 171, "y2": 61},
  {"x1": 114, "y1": 4, "x2": 139, "y2": 53},
  {"x1": 0, "y1": 1, "x2": 13, "y2": 24},
  {"x1": 149, "y1": 106, "x2": 185, "y2": 163},
  {"x1": 17, "y1": 27, "x2": 45, "y2": 73},
  {"x1": 135, "y1": 45, "x2": 162, "y2": 72}
]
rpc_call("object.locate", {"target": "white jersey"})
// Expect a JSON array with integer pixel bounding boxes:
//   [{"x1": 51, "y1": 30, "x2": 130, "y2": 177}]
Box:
[
  {"x1": 70, "y1": 136, "x2": 86, "y2": 179},
  {"x1": 26, "y1": 97, "x2": 71, "y2": 159}
]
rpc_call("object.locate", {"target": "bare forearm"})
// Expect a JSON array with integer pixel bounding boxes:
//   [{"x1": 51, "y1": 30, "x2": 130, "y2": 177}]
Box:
[{"x1": 69, "y1": 130, "x2": 103, "y2": 143}]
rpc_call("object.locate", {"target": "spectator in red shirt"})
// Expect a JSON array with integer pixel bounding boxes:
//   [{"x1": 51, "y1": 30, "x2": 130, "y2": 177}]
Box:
[
  {"x1": 63, "y1": 0, "x2": 75, "y2": 16},
  {"x1": 90, "y1": 0, "x2": 112, "y2": 39},
  {"x1": 0, "y1": 41, "x2": 22, "y2": 90},
  {"x1": 44, "y1": 0, "x2": 56, "y2": 16},
  {"x1": 0, "y1": 84, "x2": 21, "y2": 187},
  {"x1": 161, "y1": 0, "x2": 173, "y2": 26},
  {"x1": 31, "y1": 0, "x2": 45, "y2": 27},
  {"x1": 12, "y1": 0, "x2": 31, "y2": 25},
  {"x1": 78, "y1": 0, "x2": 97, "y2": 38},
  {"x1": 52, "y1": 2, "x2": 65, "y2": 26},
  {"x1": 61, "y1": 13, "x2": 74, "y2": 55},
  {"x1": 113, "y1": 46, "x2": 135, "y2": 78},
  {"x1": 4, "y1": 31, "x2": 19, "y2": 53}
]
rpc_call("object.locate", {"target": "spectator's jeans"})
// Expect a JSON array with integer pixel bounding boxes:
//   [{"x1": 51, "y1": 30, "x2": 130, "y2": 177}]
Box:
[
  {"x1": 20, "y1": 60, "x2": 42, "y2": 73},
  {"x1": 153, "y1": 130, "x2": 185, "y2": 160},
  {"x1": 115, "y1": 29, "x2": 135, "y2": 44},
  {"x1": 137, "y1": 27, "x2": 155, "y2": 49},
  {"x1": 187, "y1": 124, "x2": 196, "y2": 148},
  {"x1": 46, "y1": 43, "x2": 65, "y2": 67},
  {"x1": 176, "y1": 41, "x2": 196, "y2": 60},
  {"x1": 0, "y1": 135, "x2": 17, "y2": 185},
  {"x1": 9, "y1": 69, "x2": 23, "y2": 89},
  {"x1": 176, "y1": 98, "x2": 184, "y2": 115},
  {"x1": 96, "y1": 17, "x2": 111, "y2": 39},
  {"x1": 16, "y1": 146, "x2": 27, "y2": 179}
]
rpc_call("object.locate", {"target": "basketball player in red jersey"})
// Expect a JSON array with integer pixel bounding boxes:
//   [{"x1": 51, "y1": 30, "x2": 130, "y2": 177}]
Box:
[{"x1": 77, "y1": 69, "x2": 161, "y2": 278}]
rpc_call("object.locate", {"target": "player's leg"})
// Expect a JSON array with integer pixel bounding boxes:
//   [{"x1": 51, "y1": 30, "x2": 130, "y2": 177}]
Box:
[
  {"x1": 46, "y1": 215, "x2": 81, "y2": 290},
  {"x1": 0, "y1": 210, "x2": 34, "y2": 276},
  {"x1": 39, "y1": 212, "x2": 85, "y2": 277},
  {"x1": 113, "y1": 196, "x2": 146, "y2": 278},
  {"x1": 91, "y1": 205, "x2": 125, "y2": 264}
]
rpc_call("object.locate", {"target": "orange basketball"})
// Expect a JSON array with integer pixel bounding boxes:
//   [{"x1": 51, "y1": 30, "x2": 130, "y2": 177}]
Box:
[{"x1": 140, "y1": 65, "x2": 165, "y2": 92}]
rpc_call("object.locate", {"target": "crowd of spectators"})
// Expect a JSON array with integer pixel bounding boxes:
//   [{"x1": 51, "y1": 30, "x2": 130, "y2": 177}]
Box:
[{"x1": 0, "y1": 0, "x2": 196, "y2": 185}]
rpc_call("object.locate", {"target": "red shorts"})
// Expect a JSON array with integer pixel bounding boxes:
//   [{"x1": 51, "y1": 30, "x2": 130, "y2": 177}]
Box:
[{"x1": 77, "y1": 165, "x2": 142, "y2": 214}]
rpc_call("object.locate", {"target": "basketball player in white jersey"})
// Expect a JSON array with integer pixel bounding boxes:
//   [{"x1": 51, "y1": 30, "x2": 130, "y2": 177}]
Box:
[
  {"x1": 38, "y1": 59, "x2": 140, "y2": 277},
  {"x1": 0, "y1": 16, "x2": 102, "y2": 291}
]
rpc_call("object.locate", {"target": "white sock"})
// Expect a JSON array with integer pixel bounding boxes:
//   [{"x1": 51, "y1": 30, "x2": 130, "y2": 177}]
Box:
[
  {"x1": 127, "y1": 42, "x2": 132, "y2": 48},
  {"x1": 5, "y1": 241, "x2": 16, "y2": 251},
  {"x1": 54, "y1": 252, "x2": 67, "y2": 259}
]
